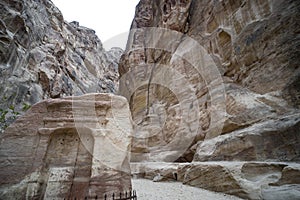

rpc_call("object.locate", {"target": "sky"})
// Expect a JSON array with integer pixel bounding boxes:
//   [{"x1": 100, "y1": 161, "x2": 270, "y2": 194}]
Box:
[{"x1": 51, "y1": 0, "x2": 140, "y2": 50}]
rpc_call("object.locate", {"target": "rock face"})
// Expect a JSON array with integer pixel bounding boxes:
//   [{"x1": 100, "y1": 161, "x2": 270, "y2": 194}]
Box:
[
  {"x1": 0, "y1": 0, "x2": 121, "y2": 132},
  {"x1": 194, "y1": 113, "x2": 300, "y2": 162},
  {"x1": 183, "y1": 162, "x2": 300, "y2": 200},
  {"x1": 119, "y1": 0, "x2": 300, "y2": 161},
  {"x1": 0, "y1": 93, "x2": 133, "y2": 199},
  {"x1": 119, "y1": 0, "x2": 300, "y2": 199}
]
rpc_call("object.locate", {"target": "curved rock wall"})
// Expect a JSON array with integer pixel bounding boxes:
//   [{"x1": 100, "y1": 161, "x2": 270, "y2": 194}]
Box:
[
  {"x1": 119, "y1": 1, "x2": 300, "y2": 198},
  {"x1": 119, "y1": 0, "x2": 300, "y2": 162}
]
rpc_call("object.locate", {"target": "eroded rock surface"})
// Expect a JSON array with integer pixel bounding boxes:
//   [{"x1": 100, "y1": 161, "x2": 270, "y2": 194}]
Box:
[
  {"x1": 0, "y1": 93, "x2": 133, "y2": 199},
  {"x1": 119, "y1": 0, "x2": 300, "y2": 162},
  {"x1": 0, "y1": 0, "x2": 121, "y2": 132},
  {"x1": 131, "y1": 162, "x2": 300, "y2": 200},
  {"x1": 194, "y1": 113, "x2": 300, "y2": 162},
  {"x1": 183, "y1": 162, "x2": 300, "y2": 200},
  {"x1": 120, "y1": 0, "x2": 300, "y2": 199}
]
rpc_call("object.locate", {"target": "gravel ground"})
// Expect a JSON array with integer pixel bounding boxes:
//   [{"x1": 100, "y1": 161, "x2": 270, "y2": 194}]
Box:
[{"x1": 132, "y1": 179, "x2": 243, "y2": 200}]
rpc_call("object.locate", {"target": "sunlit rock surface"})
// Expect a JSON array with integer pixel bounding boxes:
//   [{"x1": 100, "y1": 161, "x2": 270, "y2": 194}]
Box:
[
  {"x1": 0, "y1": 93, "x2": 132, "y2": 199},
  {"x1": 0, "y1": 0, "x2": 121, "y2": 132}
]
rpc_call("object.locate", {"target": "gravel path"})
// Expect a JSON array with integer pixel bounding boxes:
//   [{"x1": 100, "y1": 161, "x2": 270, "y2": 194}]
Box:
[{"x1": 132, "y1": 179, "x2": 242, "y2": 200}]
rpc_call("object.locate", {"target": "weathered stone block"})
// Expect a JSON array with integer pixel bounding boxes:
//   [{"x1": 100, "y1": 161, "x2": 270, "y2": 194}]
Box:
[{"x1": 0, "y1": 94, "x2": 133, "y2": 199}]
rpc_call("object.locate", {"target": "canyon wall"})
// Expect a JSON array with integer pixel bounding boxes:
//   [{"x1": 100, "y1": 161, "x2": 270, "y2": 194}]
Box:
[
  {"x1": 119, "y1": 0, "x2": 300, "y2": 162},
  {"x1": 0, "y1": 1, "x2": 132, "y2": 198},
  {"x1": 0, "y1": 0, "x2": 121, "y2": 132},
  {"x1": 1, "y1": 0, "x2": 299, "y2": 199},
  {"x1": 119, "y1": 0, "x2": 300, "y2": 198}
]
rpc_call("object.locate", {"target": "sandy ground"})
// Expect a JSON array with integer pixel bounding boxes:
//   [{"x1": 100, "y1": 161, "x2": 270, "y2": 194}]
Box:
[{"x1": 132, "y1": 179, "x2": 243, "y2": 200}]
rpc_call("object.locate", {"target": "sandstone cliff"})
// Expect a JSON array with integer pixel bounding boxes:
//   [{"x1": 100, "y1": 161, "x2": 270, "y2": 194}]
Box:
[
  {"x1": 119, "y1": 0, "x2": 300, "y2": 199},
  {"x1": 0, "y1": 0, "x2": 121, "y2": 132},
  {"x1": 1, "y1": 0, "x2": 300, "y2": 199},
  {"x1": 119, "y1": 0, "x2": 300, "y2": 162}
]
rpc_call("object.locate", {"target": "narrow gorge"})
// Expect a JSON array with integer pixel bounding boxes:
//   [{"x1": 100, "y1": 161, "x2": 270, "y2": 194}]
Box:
[{"x1": 0, "y1": 0, "x2": 299, "y2": 199}]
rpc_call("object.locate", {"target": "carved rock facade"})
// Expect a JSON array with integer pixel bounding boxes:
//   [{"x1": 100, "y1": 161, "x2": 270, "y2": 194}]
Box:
[{"x1": 0, "y1": 94, "x2": 132, "y2": 199}]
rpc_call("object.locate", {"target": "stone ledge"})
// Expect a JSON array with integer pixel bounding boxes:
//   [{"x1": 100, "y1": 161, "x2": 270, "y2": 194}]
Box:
[{"x1": 130, "y1": 161, "x2": 300, "y2": 199}]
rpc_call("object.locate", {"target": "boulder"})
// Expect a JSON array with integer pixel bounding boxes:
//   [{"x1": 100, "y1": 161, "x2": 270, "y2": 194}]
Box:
[
  {"x1": 183, "y1": 162, "x2": 300, "y2": 200},
  {"x1": 130, "y1": 161, "x2": 300, "y2": 200},
  {"x1": 193, "y1": 113, "x2": 300, "y2": 162}
]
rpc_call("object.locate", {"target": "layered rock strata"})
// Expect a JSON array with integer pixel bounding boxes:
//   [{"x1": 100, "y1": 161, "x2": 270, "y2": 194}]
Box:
[
  {"x1": 119, "y1": 0, "x2": 300, "y2": 199},
  {"x1": 194, "y1": 113, "x2": 300, "y2": 162},
  {"x1": 119, "y1": 0, "x2": 300, "y2": 162},
  {"x1": 0, "y1": 93, "x2": 133, "y2": 199},
  {"x1": 0, "y1": 0, "x2": 121, "y2": 132}
]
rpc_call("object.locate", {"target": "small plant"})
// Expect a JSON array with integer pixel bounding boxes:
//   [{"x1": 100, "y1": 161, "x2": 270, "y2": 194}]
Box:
[
  {"x1": 0, "y1": 109, "x2": 8, "y2": 122},
  {"x1": 22, "y1": 103, "x2": 31, "y2": 111},
  {"x1": 8, "y1": 105, "x2": 19, "y2": 117},
  {"x1": 9, "y1": 105, "x2": 14, "y2": 110},
  {"x1": 0, "y1": 104, "x2": 23, "y2": 132},
  {"x1": 0, "y1": 109, "x2": 9, "y2": 131}
]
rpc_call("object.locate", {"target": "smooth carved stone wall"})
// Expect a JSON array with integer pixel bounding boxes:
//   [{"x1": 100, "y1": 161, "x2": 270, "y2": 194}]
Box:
[{"x1": 0, "y1": 94, "x2": 133, "y2": 199}]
